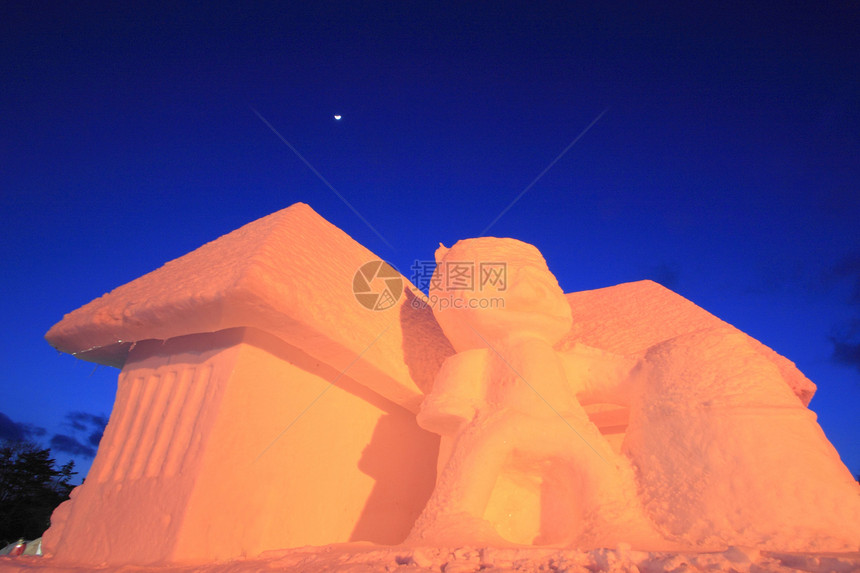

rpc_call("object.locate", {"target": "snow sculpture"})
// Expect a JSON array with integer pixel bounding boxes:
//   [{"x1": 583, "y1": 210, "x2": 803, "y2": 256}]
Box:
[
  {"x1": 559, "y1": 281, "x2": 860, "y2": 551},
  {"x1": 42, "y1": 204, "x2": 453, "y2": 564},
  {"x1": 409, "y1": 239, "x2": 665, "y2": 548},
  {"x1": 41, "y1": 204, "x2": 860, "y2": 566},
  {"x1": 410, "y1": 238, "x2": 860, "y2": 551}
]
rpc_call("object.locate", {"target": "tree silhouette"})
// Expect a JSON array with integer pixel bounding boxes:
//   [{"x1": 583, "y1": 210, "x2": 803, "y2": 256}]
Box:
[{"x1": 0, "y1": 441, "x2": 75, "y2": 544}]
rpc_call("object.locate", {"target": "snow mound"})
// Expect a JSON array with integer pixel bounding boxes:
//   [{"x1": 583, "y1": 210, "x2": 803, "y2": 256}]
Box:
[
  {"x1": 40, "y1": 208, "x2": 860, "y2": 566},
  {"x1": 2, "y1": 545, "x2": 858, "y2": 573}
]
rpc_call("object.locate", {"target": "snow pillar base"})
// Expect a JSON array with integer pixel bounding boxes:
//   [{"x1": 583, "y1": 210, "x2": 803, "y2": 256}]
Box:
[{"x1": 44, "y1": 328, "x2": 438, "y2": 565}]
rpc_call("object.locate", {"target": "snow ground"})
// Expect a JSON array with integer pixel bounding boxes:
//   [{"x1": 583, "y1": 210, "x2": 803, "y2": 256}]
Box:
[{"x1": 1, "y1": 544, "x2": 859, "y2": 573}]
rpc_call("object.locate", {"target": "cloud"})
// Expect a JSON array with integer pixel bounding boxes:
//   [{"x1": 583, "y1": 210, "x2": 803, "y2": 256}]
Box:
[
  {"x1": 828, "y1": 253, "x2": 860, "y2": 371},
  {"x1": 749, "y1": 251, "x2": 860, "y2": 373},
  {"x1": 1, "y1": 411, "x2": 106, "y2": 458},
  {"x1": 88, "y1": 430, "x2": 104, "y2": 447},
  {"x1": 65, "y1": 411, "x2": 109, "y2": 432},
  {"x1": 0, "y1": 412, "x2": 25, "y2": 442},
  {"x1": 48, "y1": 411, "x2": 108, "y2": 459},
  {"x1": 832, "y1": 340, "x2": 860, "y2": 371},
  {"x1": 830, "y1": 318, "x2": 860, "y2": 373},
  {"x1": 50, "y1": 434, "x2": 97, "y2": 458},
  {"x1": 0, "y1": 412, "x2": 46, "y2": 443}
]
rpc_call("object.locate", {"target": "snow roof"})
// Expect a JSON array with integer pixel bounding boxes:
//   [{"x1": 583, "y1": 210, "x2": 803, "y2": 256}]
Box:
[
  {"x1": 46, "y1": 204, "x2": 814, "y2": 410},
  {"x1": 45, "y1": 203, "x2": 453, "y2": 411},
  {"x1": 562, "y1": 280, "x2": 816, "y2": 405}
]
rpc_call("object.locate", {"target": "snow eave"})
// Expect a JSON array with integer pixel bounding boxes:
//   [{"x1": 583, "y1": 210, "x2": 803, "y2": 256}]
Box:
[
  {"x1": 43, "y1": 203, "x2": 455, "y2": 412},
  {"x1": 46, "y1": 280, "x2": 434, "y2": 412}
]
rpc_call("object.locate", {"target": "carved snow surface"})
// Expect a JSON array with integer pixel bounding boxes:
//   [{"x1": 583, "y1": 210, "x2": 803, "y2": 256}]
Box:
[
  {"x1": 37, "y1": 206, "x2": 860, "y2": 569},
  {"x1": 45, "y1": 203, "x2": 454, "y2": 411},
  {"x1": 410, "y1": 237, "x2": 860, "y2": 552}
]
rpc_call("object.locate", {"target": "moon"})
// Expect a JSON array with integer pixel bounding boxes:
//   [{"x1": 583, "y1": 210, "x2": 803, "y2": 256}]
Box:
[{"x1": 334, "y1": 115, "x2": 342, "y2": 120}]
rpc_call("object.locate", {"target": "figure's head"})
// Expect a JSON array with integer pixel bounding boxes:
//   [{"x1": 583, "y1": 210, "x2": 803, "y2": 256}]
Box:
[{"x1": 429, "y1": 237, "x2": 572, "y2": 350}]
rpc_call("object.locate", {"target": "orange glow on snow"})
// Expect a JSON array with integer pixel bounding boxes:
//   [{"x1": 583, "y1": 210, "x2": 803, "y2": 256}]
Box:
[{"x1": 33, "y1": 204, "x2": 860, "y2": 569}]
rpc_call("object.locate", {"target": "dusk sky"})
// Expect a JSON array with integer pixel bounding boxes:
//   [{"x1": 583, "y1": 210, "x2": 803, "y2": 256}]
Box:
[{"x1": 2, "y1": 2, "x2": 858, "y2": 482}]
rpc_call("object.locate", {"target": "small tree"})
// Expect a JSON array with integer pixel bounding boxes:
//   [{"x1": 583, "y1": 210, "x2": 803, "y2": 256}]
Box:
[{"x1": 0, "y1": 441, "x2": 76, "y2": 544}]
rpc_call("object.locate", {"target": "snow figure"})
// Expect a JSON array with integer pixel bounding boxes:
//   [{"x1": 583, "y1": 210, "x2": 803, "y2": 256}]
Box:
[{"x1": 408, "y1": 238, "x2": 670, "y2": 549}]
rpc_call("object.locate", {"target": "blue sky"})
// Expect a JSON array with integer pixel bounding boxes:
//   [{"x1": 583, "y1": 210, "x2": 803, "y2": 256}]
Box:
[{"x1": 1, "y1": 2, "x2": 858, "y2": 481}]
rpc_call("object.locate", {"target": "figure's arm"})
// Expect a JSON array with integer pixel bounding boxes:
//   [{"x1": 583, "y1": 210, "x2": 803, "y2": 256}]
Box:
[
  {"x1": 416, "y1": 349, "x2": 490, "y2": 436},
  {"x1": 558, "y1": 342, "x2": 638, "y2": 406}
]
